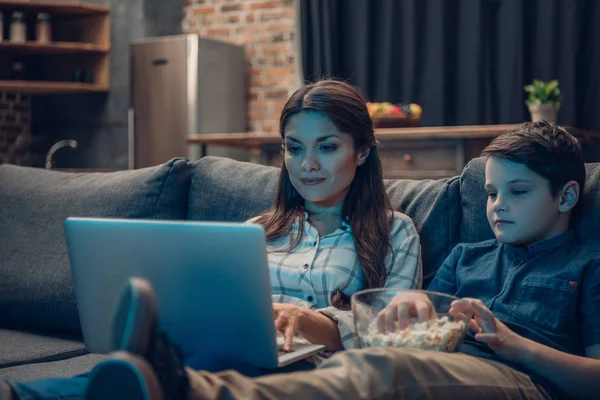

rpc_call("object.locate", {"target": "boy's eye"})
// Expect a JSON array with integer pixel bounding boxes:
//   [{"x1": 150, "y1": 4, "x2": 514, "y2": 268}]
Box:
[
  {"x1": 319, "y1": 144, "x2": 337, "y2": 152},
  {"x1": 512, "y1": 190, "x2": 527, "y2": 196},
  {"x1": 487, "y1": 192, "x2": 497, "y2": 199}
]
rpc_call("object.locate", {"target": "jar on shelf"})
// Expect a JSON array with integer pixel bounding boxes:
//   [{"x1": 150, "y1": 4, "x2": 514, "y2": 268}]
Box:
[
  {"x1": 10, "y1": 11, "x2": 27, "y2": 43},
  {"x1": 36, "y1": 13, "x2": 52, "y2": 43}
]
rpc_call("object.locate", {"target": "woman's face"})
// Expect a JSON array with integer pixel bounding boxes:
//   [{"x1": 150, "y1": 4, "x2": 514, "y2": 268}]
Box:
[{"x1": 283, "y1": 111, "x2": 366, "y2": 208}]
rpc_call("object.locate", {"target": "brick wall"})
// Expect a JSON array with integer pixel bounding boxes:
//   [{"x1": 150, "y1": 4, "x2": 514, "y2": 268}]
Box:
[
  {"x1": 0, "y1": 91, "x2": 32, "y2": 165},
  {"x1": 183, "y1": 0, "x2": 300, "y2": 133}
]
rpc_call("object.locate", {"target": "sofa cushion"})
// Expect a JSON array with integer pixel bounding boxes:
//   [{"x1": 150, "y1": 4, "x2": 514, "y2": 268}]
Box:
[
  {"x1": 0, "y1": 353, "x2": 106, "y2": 381},
  {"x1": 460, "y1": 156, "x2": 600, "y2": 244},
  {"x1": 459, "y1": 157, "x2": 494, "y2": 244},
  {"x1": 0, "y1": 158, "x2": 192, "y2": 334},
  {"x1": 386, "y1": 177, "x2": 461, "y2": 287},
  {"x1": 0, "y1": 329, "x2": 86, "y2": 368},
  {"x1": 575, "y1": 163, "x2": 600, "y2": 241},
  {"x1": 188, "y1": 156, "x2": 279, "y2": 222},
  {"x1": 188, "y1": 157, "x2": 461, "y2": 287}
]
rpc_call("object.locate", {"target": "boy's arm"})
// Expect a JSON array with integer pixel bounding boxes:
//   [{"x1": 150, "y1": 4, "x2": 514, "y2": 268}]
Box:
[
  {"x1": 518, "y1": 340, "x2": 600, "y2": 399},
  {"x1": 517, "y1": 262, "x2": 600, "y2": 398},
  {"x1": 451, "y1": 298, "x2": 600, "y2": 399}
]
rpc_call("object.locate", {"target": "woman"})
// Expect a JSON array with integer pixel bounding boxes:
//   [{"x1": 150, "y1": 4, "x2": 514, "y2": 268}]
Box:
[
  {"x1": 2, "y1": 79, "x2": 422, "y2": 400},
  {"x1": 249, "y1": 78, "x2": 422, "y2": 354}
]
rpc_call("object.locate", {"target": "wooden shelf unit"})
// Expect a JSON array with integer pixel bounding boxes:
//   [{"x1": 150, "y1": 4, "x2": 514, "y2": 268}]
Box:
[
  {"x1": 0, "y1": 80, "x2": 108, "y2": 93},
  {"x1": 0, "y1": 1, "x2": 108, "y2": 15},
  {"x1": 0, "y1": 41, "x2": 108, "y2": 54},
  {"x1": 0, "y1": 0, "x2": 110, "y2": 94}
]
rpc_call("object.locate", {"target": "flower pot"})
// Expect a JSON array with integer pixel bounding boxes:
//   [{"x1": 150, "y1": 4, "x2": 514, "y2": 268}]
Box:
[{"x1": 528, "y1": 103, "x2": 559, "y2": 124}]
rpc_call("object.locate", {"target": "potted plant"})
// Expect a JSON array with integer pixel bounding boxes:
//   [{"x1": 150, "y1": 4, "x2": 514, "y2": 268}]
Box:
[{"x1": 524, "y1": 79, "x2": 563, "y2": 124}]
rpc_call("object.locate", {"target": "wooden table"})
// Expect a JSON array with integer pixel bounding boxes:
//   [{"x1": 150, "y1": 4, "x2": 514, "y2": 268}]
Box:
[{"x1": 188, "y1": 124, "x2": 600, "y2": 179}]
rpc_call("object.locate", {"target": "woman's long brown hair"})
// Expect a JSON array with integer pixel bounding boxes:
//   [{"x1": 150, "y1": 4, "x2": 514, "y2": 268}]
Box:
[{"x1": 255, "y1": 79, "x2": 394, "y2": 310}]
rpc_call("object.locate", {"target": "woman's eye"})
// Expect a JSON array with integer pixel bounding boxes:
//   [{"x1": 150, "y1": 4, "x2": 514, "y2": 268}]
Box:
[
  {"x1": 319, "y1": 144, "x2": 337, "y2": 152},
  {"x1": 286, "y1": 146, "x2": 301, "y2": 154},
  {"x1": 487, "y1": 192, "x2": 497, "y2": 199}
]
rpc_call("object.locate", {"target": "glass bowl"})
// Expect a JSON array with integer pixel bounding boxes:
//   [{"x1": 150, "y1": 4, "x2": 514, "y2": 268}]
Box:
[{"x1": 351, "y1": 289, "x2": 470, "y2": 352}]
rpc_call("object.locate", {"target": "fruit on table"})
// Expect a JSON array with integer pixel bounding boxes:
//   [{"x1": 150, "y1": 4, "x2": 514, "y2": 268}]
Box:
[
  {"x1": 409, "y1": 103, "x2": 422, "y2": 118},
  {"x1": 367, "y1": 101, "x2": 422, "y2": 118}
]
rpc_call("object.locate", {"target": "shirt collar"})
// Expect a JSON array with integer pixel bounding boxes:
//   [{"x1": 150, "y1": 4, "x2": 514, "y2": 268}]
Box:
[
  {"x1": 504, "y1": 230, "x2": 576, "y2": 260},
  {"x1": 301, "y1": 211, "x2": 352, "y2": 233}
]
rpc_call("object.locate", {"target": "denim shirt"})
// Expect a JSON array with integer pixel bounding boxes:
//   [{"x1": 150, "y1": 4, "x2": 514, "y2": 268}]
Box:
[{"x1": 428, "y1": 231, "x2": 600, "y2": 394}]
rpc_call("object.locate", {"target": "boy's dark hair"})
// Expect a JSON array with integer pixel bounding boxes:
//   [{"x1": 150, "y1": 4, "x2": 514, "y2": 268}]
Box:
[{"x1": 481, "y1": 120, "x2": 586, "y2": 220}]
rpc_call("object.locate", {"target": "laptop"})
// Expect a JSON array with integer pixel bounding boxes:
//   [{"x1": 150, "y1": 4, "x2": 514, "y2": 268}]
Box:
[{"x1": 64, "y1": 217, "x2": 325, "y2": 369}]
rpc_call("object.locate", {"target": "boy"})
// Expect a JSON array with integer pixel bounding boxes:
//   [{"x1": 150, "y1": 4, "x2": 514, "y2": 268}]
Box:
[
  {"x1": 379, "y1": 120, "x2": 600, "y2": 399},
  {"x1": 4, "y1": 121, "x2": 599, "y2": 399}
]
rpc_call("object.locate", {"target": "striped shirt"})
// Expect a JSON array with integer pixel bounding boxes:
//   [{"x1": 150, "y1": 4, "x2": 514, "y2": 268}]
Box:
[{"x1": 247, "y1": 211, "x2": 422, "y2": 350}]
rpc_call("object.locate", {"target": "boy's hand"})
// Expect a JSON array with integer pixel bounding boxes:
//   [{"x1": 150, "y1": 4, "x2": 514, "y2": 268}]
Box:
[
  {"x1": 376, "y1": 291, "x2": 437, "y2": 333},
  {"x1": 450, "y1": 298, "x2": 530, "y2": 364}
]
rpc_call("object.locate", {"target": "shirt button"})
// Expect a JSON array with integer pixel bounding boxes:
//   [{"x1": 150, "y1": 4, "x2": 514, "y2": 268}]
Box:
[
  {"x1": 307, "y1": 296, "x2": 314, "y2": 302},
  {"x1": 303, "y1": 263, "x2": 309, "y2": 269}
]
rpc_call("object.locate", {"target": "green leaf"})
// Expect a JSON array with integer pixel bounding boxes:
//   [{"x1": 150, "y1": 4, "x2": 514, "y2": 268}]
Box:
[
  {"x1": 546, "y1": 80, "x2": 559, "y2": 94},
  {"x1": 523, "y1": 79, "x2": 562, "y2": 106}
]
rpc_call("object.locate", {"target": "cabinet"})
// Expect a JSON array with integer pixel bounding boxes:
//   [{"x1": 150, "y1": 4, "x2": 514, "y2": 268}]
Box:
[
  {"x1": 187, "y1": 125, "x2": 600, "y2": 179},
  {"x1": 0, "y1": 0, "x2": 110, "y2": 94}
]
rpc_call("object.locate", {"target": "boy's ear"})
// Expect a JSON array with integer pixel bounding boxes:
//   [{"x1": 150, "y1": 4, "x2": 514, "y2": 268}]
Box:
[{"x1": 558, "y1": 181, "x2": 580, "y2": 213}]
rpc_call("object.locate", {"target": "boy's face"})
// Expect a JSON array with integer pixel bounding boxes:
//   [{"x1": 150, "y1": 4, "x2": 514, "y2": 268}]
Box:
[{"x1": 485, "y1": 156, "x2": 567, "y2": 246}]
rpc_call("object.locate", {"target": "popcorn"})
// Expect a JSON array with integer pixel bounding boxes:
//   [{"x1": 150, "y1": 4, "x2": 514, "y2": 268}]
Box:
[{"x1": 362, "y1": 316, "x2": 467, "y2": 352}]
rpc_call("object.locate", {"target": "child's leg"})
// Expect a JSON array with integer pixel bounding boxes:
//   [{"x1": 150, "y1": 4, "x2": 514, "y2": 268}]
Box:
[
  {"x1": 184, "y1": 347, "x2": 552, "y2": 400},
  {"x1": 78, "y1": 346, "x2": 551, "y2": 400},
  {"x1": 71, "y1": 277, "x2": 551, "y2": 400}
]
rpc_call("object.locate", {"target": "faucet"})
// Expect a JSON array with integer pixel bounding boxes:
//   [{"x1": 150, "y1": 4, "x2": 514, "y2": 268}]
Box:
[{"x1": 45, "y1": 139, "x2": 78, "y2": 169}]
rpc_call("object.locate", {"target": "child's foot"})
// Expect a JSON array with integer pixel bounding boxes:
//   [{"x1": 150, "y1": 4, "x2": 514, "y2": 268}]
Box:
[
  {"x1": 84, "y1": 352, "x2": 163, "y2": 400},
  {"x1": 111, "y1": 277, "x2": 157, "y2": 355},
  {"x1": 0, "y1": 382, "x2": 14, "y2": 400},
  {"x1": 84, "y1": 277, "x2": 190, "y2": 400}
]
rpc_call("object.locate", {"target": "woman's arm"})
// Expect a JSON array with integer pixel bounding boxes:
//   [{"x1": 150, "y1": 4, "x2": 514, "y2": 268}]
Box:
[
  {"x1": 311, "y1": 215, "x2": 425, "y2": 350},
  {"x1": 298, "y1": 308, "x2": 343, "y2": 351}
]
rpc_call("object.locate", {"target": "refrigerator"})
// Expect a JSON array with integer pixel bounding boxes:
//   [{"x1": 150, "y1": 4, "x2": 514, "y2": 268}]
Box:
[{"x1": 129, "y1": 34, "x2": 247, "y2": 169}]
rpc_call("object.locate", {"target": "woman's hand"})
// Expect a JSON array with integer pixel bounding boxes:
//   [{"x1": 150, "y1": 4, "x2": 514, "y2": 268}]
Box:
[
  {"x1": 272, "y1": 303, "x2": 343, "y2": 352},
  {"x1": 450, "y1": 298, "x2": 529, "y2": 364},
  {"x1": 272, "y1": 303, "x2": 307, "y2": 352}
]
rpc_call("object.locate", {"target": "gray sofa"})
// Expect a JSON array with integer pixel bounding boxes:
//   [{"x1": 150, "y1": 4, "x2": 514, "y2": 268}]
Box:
[{"x1": 1, "y1": 155, "x2": 600, "y2": 382}]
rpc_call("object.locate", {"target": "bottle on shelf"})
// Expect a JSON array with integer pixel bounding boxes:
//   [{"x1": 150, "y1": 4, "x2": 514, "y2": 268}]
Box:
[
  {"x1": 10, "y1": 61, "x2": 26, "y2": 80},
  {"x1": 0, "y1": 11, "x2": 4, "y2": 42},
  {"x1": 10, "y1": 11, "x2": 27, "y2": 43},
  {"x1": 36, "y1": 13, "x2": 52, "y2": 43}
]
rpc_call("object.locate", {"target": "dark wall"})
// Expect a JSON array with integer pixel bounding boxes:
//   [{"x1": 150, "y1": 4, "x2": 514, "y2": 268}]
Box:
[
  {"x1": 32, "y1": 0, "x2": 185, "y2": 169},
  {"x1": 300, "y1": 0, "x2": 600, "y2": 132}
]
